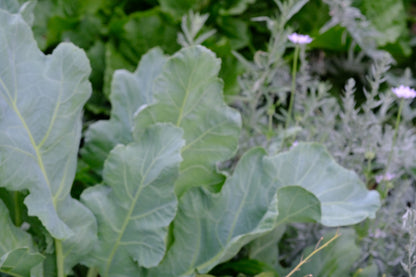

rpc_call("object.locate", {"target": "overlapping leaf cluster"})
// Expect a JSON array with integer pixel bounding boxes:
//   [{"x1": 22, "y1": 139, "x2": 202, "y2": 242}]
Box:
[{"x1": 0, "y1": 4, "x2": 381, "y2": 277}]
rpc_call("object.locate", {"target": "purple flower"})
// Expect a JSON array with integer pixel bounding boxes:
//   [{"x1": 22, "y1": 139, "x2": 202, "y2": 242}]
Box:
[
  {"x1": 288, "y1": 33, "x2": 313, "y2": 45},
  {"x1": 392, "y1": 85, "x2": 416, "y2": 99},
  {"x1": 375, "y1": 173, "x2": 395, "y2": 183}
]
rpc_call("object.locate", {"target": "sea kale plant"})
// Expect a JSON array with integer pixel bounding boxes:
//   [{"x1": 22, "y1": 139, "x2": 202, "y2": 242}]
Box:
[{"x1": 0, "y1": 4, "x2": 383, "y2": 277}]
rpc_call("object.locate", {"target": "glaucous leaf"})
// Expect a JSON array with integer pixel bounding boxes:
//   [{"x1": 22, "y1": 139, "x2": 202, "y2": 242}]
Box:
[
  {"x1": 0, "y1": 10, "x2": 97, "y2": 272},
  {"x1": 247, "y1": 225, "x2": 286, "y2": 270},
  {"x1": 0, "y1": 0, "x2": 36, "y2": 26},
  {"x1": 247, "y1": 187, "x2": 320, "y2": 270},
  {"x1": 141, "y1": 143, "x2": 379, "y2": 276},
  {"x1": 0, "y1": 200, "x2": 44, "y2": 277},
  {"x1": 82, "y1": 47, "x2": 168, "y2": 172},
  {"x1": 81, "y1": 124, "x2": 184, "y2": 276},
  {"x1": 134, "y1": 45, "x2": 241, "y2": 195},
  {"x1": 142, "y1": 148, "x2": 279, "y2": 276},
  {"x1": 275, "y1": 186, "x2": 321, "y2": 224},
  {"x1": 0, "y1": 0, "x2": 19, "y2": 12},
  {"x1": 270, "y1": 143, "x2": 380, "y2": 226}
]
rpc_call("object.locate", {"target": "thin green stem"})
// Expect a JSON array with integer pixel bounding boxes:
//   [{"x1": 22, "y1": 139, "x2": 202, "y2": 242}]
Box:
[
  {"x1": 286, "y1": 45, "x2": 300, "y2": 129},
  {"x1": 267, "y1": 103, "x2": 275, "y2": 140},
  {"x1": 55, "y1": 239, "x2": 65, "y2": 277},
  {"x1": 367, "y1": 159, "x2": 371, "y2": 181},
  {"x1": 383, "y1": 98, "x2": 404, "y2": 196},
  {"x1": 13, "y1": 191, "x2": 22, "y2": 226},
  {"x1": 86, "y1": 267, "x2": 99, "y2": 277},
  {"x1": 285, "y1": 231, "x2": 341, "y2": 277}
]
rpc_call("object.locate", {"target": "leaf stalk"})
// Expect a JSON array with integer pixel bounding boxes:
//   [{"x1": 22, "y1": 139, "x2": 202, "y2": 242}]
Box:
[{"x1": 55, "y1": 239, "x2": 66, "y2": 277}]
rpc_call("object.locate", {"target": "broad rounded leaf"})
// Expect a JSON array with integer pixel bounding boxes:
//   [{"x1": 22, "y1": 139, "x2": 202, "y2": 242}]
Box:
[
  {"x1": 81, "y1": 124, "x2": 184, "y2": 277},
  {"x1": 0, "y1": 10, "x2": 97, "y2": 272},
  {"x1": 270, "y1": 143, "x2": 380, "y2": 226},
  {"x1": 142, "y1": 143, "x2": 379, "y2": 276},
  {"x1": 82, "y1": 47, "x2": 168, "y2": 172},
  {"x1": 0, "y1": 200, "x2": 44, "y2": 277},
  {"x1": 134, "y1": 45, "x2": 241, "y2": 195},
  {"x1": 143, "y1": 148, "x2": 279, "y2": 276}
]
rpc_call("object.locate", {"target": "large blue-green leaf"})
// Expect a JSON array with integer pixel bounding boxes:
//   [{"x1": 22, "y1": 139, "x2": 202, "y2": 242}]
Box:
[
  {"x1": 82, "y1": 47, "x2": 168, "y2": 172},
  {"x1": 270, "y1": 143, "x2": 380, "y2": 226},
  {"x1": 141, "y1": 143, "x2": 379, "y2": 276},
  {"x1": 142, "y1": 148, "x2": 279, "y2": 277},
  {"x1": 0, "y1": 200, "x2": 44, "y2": 277},
  {"x1": 81, "y1": 124, "x2": 184, "y2": 277},
  {"x1": 134, "y1": 46, "x2": 241, "y2": 196},
  {"x1": 247, "y1": 187, "x2": 320, "y2": 270},
  {"x1": 0, "y1": 10, "x2": 96, "y2": 272}
]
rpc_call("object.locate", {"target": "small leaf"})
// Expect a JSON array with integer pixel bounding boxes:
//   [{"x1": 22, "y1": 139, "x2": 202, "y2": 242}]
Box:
[
  {"x1": 219, "y1": 0, "x2": 256, "y2": 15},
  {"x1": 82, "y1": 47, "x2": 168, "y2": 172},
  {"x1": 159, "y1": 0, "x2": 199, "y2": 18},
  {"x1": 81, "y1": 124, "x2": 185, "y2": 276},
  {"x1": 134, "y1": 45, "x2": 241, "y2": 195},
  {"x1": 275, "y1": 186, "x2": 321, "y2": 224}
]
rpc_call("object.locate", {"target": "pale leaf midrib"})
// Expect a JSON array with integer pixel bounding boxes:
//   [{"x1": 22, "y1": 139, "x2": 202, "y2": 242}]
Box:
[
  {"x1": 175, "y1": 65, "x2": 196, "y2": 127},
  {"x1": 104, "y1": 144, "x2": 170, "y2": 276},
  {"x1": 0, "y1": 60, "x2": 57, "y2": 206},
  {"x1": 11, "y1": 101, "x2": 52, "y2": 196}
]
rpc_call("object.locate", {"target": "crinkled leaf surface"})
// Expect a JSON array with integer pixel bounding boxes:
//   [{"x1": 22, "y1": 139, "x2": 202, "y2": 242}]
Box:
[
  {"x1": 270, "y1": 143, "x2": 380, "y2": 226},
  {"x1": 134, "y1": 45, "x2": 241, "y2": 196},
  {"x1": 0, "y1": 200, "x2": 44, "y2": 277},
  {"x1": 82, "y1": 47, "x2": 168, "y2": 172},
  {"x1": 81, "y1": 124, "x2": 184, "y2": 277},
  {"x1": 0, "y1": 10, "x2": 96, "y2": 272}
]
